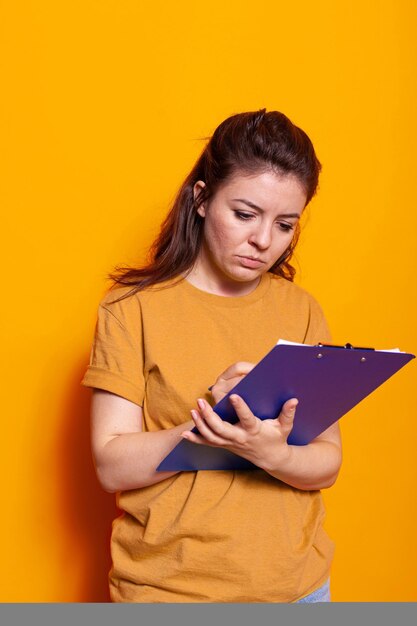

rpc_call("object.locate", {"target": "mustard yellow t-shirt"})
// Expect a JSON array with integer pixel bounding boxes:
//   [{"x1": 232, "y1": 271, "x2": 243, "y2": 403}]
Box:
[{"x1": 81, "y1": 272, "x2": 335, "y2": 603}]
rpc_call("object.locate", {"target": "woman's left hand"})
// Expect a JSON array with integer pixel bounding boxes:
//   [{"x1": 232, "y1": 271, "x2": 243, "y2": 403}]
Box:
[{"x1": 181, "y1": 394, "x2": 298, "y2": 471}]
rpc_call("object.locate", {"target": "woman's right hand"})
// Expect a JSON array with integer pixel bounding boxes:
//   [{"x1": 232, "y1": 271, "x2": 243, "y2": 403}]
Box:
[{"x1": 210, "y1": 362, "x2": 255, "y2": 404}]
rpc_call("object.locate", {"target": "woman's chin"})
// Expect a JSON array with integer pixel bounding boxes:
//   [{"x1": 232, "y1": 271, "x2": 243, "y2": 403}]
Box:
[{"x1": 229, "y1": 264, "x2": 266, "y2": 281}]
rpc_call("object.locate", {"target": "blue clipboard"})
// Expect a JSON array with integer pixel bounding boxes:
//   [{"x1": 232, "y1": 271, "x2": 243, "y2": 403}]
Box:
[{"x1": 157, "y1": 343, "x2": 415, "y2": 471}]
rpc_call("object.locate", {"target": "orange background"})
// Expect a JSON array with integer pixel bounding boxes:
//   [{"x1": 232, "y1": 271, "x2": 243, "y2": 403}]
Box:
[{"x1": 1, "y1": 0, "x2": 416, "y2": 601}]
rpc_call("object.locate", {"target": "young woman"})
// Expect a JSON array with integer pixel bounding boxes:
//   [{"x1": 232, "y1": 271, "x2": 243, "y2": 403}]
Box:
[{"x1": 82, "y1": 109, "x2": 342, "y2": 603}]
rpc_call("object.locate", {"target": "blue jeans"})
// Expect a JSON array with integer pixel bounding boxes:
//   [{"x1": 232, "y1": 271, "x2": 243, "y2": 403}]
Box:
[{"x1": 295, "y1": 578, "x2": 331, "y2": 603}]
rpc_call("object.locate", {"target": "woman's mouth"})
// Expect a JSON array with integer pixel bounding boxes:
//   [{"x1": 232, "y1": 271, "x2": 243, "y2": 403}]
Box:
[{"x1": 237, "y1": 256, "x2": 266, "y2": 269}]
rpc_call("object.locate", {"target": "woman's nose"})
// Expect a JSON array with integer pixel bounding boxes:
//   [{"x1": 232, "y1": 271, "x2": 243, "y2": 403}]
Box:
[{"x1": 248, "y1": 223, "x2": 272, "y2": 249}]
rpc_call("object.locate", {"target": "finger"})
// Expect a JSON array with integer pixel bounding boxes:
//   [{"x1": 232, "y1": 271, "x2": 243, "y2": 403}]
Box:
[
  {"x1": 217, "y1": 361, "x2": 255, "y2": 383},
  {"x1": 190, "y1": 409, "x2": 226, "y2": 446},
  {"x1": 196, "y1": 399, "x2": 237, "y2": 439},
  {"x1": 229, "y1": 395, "x2": 259, "y2": 433},
  {"x1": 278, "y1": 398, "x2": 298, "y2": 434},
  {"x1": 181, "y1": 429, "x2": 213, "y2": 446}
]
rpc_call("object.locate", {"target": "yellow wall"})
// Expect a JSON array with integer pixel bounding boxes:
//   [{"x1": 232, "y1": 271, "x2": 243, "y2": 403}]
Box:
[{"x1": 1, "y1": 0, "x2": 416, "y2": 602}]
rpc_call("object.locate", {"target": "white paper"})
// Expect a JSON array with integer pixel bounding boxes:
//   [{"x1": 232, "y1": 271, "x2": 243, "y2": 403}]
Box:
[{"x1": 276, "y1": 338, "x2": 403, "y2": 352}]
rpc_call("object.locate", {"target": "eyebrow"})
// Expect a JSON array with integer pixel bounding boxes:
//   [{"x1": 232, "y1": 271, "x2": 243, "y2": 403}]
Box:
[{"x1": 232, "y1": 198, "x2": 301, "y2": 219}]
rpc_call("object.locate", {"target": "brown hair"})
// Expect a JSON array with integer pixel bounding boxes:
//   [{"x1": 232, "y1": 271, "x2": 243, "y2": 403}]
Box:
[{"x1": 108, "y1": 109, "x2": 321, "y2": 300}]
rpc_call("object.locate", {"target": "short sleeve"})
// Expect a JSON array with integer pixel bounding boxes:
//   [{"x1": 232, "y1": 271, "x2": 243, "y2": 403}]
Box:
[
  {"x1": 303, "y1": 295, "x2": 332, "y2": 345},
  {"x1": 81, "y1": 292, "x2": 145, "y2": 406}
]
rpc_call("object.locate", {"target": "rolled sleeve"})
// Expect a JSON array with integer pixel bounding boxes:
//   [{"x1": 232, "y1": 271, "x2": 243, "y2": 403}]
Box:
[{"x1": 81, "y1": 295, "x2": 145, "y2": 406}]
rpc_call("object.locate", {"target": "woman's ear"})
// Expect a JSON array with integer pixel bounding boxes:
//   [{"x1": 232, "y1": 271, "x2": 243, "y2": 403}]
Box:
[{"x1": 193, "y1": 180, "x2": 206, "y2": 217}]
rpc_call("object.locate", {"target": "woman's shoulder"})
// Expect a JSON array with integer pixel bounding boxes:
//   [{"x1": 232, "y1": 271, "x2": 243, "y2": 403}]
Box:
[
  {"x1": 268, "y1": 274, "x2": 330, "y2": 342},
  {"x1": 268, "y1": 273, "x2": 323, "y2": 307},
  {"x1": 98, "y1": 278, "x2": 183, "y2": 313},
  {"x1": 98, "y1": 285, "x2": 141, "y2": 309}
]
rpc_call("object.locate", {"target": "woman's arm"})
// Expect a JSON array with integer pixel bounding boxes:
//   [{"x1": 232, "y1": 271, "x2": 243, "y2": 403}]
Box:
[
  {"x1": 182, "y1": 394, "x2": 342, "y2": 491},
  {"x1": 263, "y1": 418, "x2": 342, "y2": 490},
  {"x1": 91, "y1": 389, "x2": 193, "y2": 492}
]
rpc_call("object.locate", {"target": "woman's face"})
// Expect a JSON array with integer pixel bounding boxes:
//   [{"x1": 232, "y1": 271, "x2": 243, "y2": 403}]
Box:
[{"x1": 191, "y1": 170, "x2": 307, "y2": 295}]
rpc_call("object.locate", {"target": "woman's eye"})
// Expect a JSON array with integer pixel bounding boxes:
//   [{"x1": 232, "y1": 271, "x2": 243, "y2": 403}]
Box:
[
  {"x1": 234, "y1": 211, "x2": 254, "y2": 221},
  {"x1": 278, "y1": 222, "x2": 294, "y2": 232}
]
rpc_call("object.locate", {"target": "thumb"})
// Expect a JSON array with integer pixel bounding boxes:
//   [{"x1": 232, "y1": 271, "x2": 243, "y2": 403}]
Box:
[{"x1": 278, "y1": 398, "x2": 298, "y2": 435}]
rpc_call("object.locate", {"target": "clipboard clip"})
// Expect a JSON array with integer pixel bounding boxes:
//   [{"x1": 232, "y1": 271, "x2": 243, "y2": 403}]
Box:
[{"x1": 317, "y1": 342, "x2": 375, "y2": 351}]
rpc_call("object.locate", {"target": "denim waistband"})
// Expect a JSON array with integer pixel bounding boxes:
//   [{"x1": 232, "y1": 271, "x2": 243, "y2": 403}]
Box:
[{"x1": 295, "y1": 578, "x2": 331, "y2": 603}]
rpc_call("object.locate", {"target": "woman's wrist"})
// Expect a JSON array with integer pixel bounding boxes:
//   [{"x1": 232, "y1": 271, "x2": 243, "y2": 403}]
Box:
[
  {"x1": 261, "y1": 439, "x2": 342, "y2": 490},
  {"x1": 256, "y1": 441, "x2": 294, "y2": 475}
]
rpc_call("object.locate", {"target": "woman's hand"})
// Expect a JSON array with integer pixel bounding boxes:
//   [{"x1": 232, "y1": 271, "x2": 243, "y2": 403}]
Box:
[
  {"x1": 182, "y1": 394, "x2": 298, "y2": 470},
  {"x1": 210, "y1": 362, "x2": 255, "y2": 404},
  {"x1": 182, "y1": 395, "x2": 342, "y2": 490}
]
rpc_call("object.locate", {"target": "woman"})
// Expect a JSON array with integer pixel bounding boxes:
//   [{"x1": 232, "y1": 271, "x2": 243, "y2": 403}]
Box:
[{"x1": 81, "y1": 109, "x2": 342, "y2": 603}]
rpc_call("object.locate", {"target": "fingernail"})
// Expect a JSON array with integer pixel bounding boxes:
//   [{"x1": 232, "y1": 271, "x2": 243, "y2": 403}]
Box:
[
  {"x1": 191, "y1": 409, "x2": 199, "y2": 419},
  {"x1": 181, "y1": 433, "x2": 189, "y2": 440},
  {"x1": 230, "y1": 395, "x2": 239, "y2": 403},
  {"x1": 197, "y1": 398, "x2": 205, "y2": 410}
]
